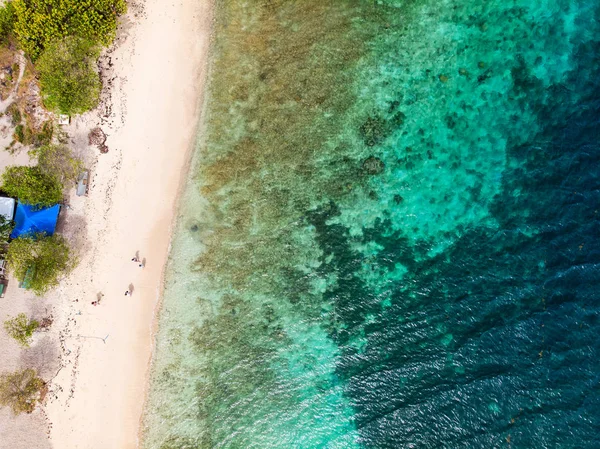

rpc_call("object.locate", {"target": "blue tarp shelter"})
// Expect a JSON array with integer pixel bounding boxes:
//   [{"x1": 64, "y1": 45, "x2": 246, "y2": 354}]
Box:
[{"x1": 10, "y1": 202, "x2": 60, "y2": 239}]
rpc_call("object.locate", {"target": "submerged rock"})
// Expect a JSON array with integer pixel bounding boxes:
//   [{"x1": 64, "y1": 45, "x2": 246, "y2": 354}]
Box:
[
  {"x1": 359, "y1": 115, "x2": 388, "y2": 146},
  {"x1": 359, "y1": 110, "x2": 405, "y2": 147},
  {"x1": 390, "y1": 111, "x2": 406, "y2": 128},
  {"x1": 362, "y1": 156, "x2": 385, "y2": 175}
]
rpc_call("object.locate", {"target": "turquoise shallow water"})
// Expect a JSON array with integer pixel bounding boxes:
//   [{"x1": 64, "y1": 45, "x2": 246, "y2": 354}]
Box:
[{"x1": 142, "y1": 0, "x2": 600, "y2": 447}]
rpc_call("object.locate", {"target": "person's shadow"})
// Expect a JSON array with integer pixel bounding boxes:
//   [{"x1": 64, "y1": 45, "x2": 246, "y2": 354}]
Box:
[{"x1": 128, "y1": 283, "x2": 135, "y2": 296}]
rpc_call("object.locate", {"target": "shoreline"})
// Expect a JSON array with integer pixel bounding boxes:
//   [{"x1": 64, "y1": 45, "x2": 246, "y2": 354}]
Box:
[
  {"x1": 137, "y1": 6, "x2": 216, "y2": 446},
  {"x1": 43, "y1": 1, "x2": 213, "y2": 448}
]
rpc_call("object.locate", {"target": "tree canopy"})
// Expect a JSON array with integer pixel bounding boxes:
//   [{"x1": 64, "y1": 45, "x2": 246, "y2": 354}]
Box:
[
  {"x1": 1, "y1": 165, "x2": 63, "y2": 206},
  {"x1": 0, "y1": 368, "x2": 44, "y2": 414},
  {"x1": 12, "y1": 0, "x2": 127, "y2": 59},
  {"x1": 31, "y1": 144, "x2": 83, "y2": 184},
  {"x1": 0, "y1": 215, "x2": 14, "y2": 242},
  {"x1": 3, "y1": 313, "x2": 39, "y2": 347},
  {"x1": 6, "y1": 234, "x2": 73, "y2": 295},
  {"x1": 0, "y1": 2, "x2": 15, "y2": 44},
  {"x1": 36, "y1": 37, "x2": 101, "y2": 115}
]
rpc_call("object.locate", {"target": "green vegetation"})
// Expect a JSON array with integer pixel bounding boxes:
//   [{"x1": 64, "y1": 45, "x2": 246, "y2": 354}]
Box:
[
  {"x1": 7, "y1": 102, "x2": 54, "y2": 148},
  {"x1": 0, "y1": 0, "x2": 127, "y2": 115},
  {"x1": 0, "y1": 2, "x2": 15, "y2": 44},
  {"x1": 3, "y1": 313, "x2": 39, "y2": 347},
  {"x1": 0, "y1": 368, "x2": 44, "y2": 414},
  {"x1": 12, "y1": 0, "x2": 126, "y2": 60},
  {"x1": 6, "y1": 234, "x2": 73, "y2": 295},
  {"x1": 6, "y1": 103, "x2": 21, "y2": 126},
  {"x1": 12, "y1": 121, "x2": 54, "y2": 148},
  {"x1": 0, "y1": 215, "x2": 15, "y2": 242},
  {"x1": 1, "y1": 165, "x2": 63, "y2": 206},
  {"x1": 31, "y1": 144, "x2": 82, "y2": 184},
  {"x1": 36, "y1": 37, "x2": 101, "y2": 115},
  {"x1": 31, "y1": 121, "x2": 54, "y2": 147},
  {"x1": 13, "y1": 123, "x2": 24, "y2": 142}
]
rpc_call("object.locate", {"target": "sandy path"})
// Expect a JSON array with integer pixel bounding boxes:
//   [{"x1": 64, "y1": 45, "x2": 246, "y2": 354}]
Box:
[{"x1": 43, "y1": 1, "x2": 212, "y2": 448}]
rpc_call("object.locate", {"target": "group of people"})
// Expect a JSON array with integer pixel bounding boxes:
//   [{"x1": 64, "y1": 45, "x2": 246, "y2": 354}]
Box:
[
  {"x1": 90, "y1": 253, "x2": 146, "y2": 304},
  {"x1": 131, "y1": 256, "x2": 145, "y2": 268},
  {"x1": 91, "y1": 293, "x2": 105, "y2": 306},
  {"x1": 125, "y1": 255, "x2": 145, "y2": 295}
]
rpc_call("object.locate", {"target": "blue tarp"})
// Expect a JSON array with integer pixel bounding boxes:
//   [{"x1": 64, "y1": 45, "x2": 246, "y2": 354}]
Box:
[{"x1": 10, "y1": 202, "x2": 60, "y2": 239}]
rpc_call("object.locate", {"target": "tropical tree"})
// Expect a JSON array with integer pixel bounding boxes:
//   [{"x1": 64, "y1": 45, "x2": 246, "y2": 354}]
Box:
[
  {"x1": 36, "y1": 37, "x2": 101, "y2": 115},
  {"x1": 30, "y1": 144, "x2": 83, "y2": 184},
  {"x1": 0, "y1": 1, "x2": 16, "y2": 44},
  {"x1": 0, "y1": 368, "x2": 44, "y2": 415},
  {"x1": 12, "y1": 0, "x2": 127, "y2": 59},
  {"x1": 6, "y1": 234, "x2": 73, "y2": 295},
  {"x1": 0, "y1": 215, "x2": 15, "y2": 242},
  {"x1": 1, "y1": 165, "x2": 63, "y2": 206},
  {"x1": 4, "y1": 313, "x2": 39, "y2": 347}
]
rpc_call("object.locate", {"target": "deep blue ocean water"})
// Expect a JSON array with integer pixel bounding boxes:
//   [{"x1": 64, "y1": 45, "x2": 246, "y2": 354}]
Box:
[
  {"x1": 337, "y1": 79, "x2": 600, "y2": 447},
  {"x1": 142, "y1": 1, "x2": 600, "y2": 447}
]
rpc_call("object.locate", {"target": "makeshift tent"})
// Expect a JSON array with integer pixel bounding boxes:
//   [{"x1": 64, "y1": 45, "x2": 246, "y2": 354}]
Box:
[
  {"x1": 10, "y1": 202, "x2": 60, "y2": 239},
  {"x1": 0, "y1": 197, "x2": 15, "y2": 221}
]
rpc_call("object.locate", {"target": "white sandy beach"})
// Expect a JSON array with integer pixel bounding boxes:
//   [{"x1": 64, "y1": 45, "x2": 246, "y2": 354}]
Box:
[{"x1": 35, "y1": 1, "x2": 213, "y2": 448}]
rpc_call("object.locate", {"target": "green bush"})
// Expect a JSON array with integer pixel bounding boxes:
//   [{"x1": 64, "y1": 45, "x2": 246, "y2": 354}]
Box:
[
  {"x1": 30, "y1": 144, "x2": 82, "y2": 184},
  {"x1": 36, "y1": 37, "x2": 101, "y2": 115},
  {"x1": 13, "y1": 0, "x2": 127, "y2": 59},
  {"x1": 3, "y1": 313, "x2": 39, "y2": 347},
  {"x1": 7, "y1": 234, "x2": 73, "y2": 295},
  {"x1": 0, "y1": 2, "x2": 16, "y2": 44},
  {"x1": 1, "y1": 165, "x2": 63, "y2": 206},
  {"x1": 0, "y1": 368, "x2": 44, "y2": 414}
]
